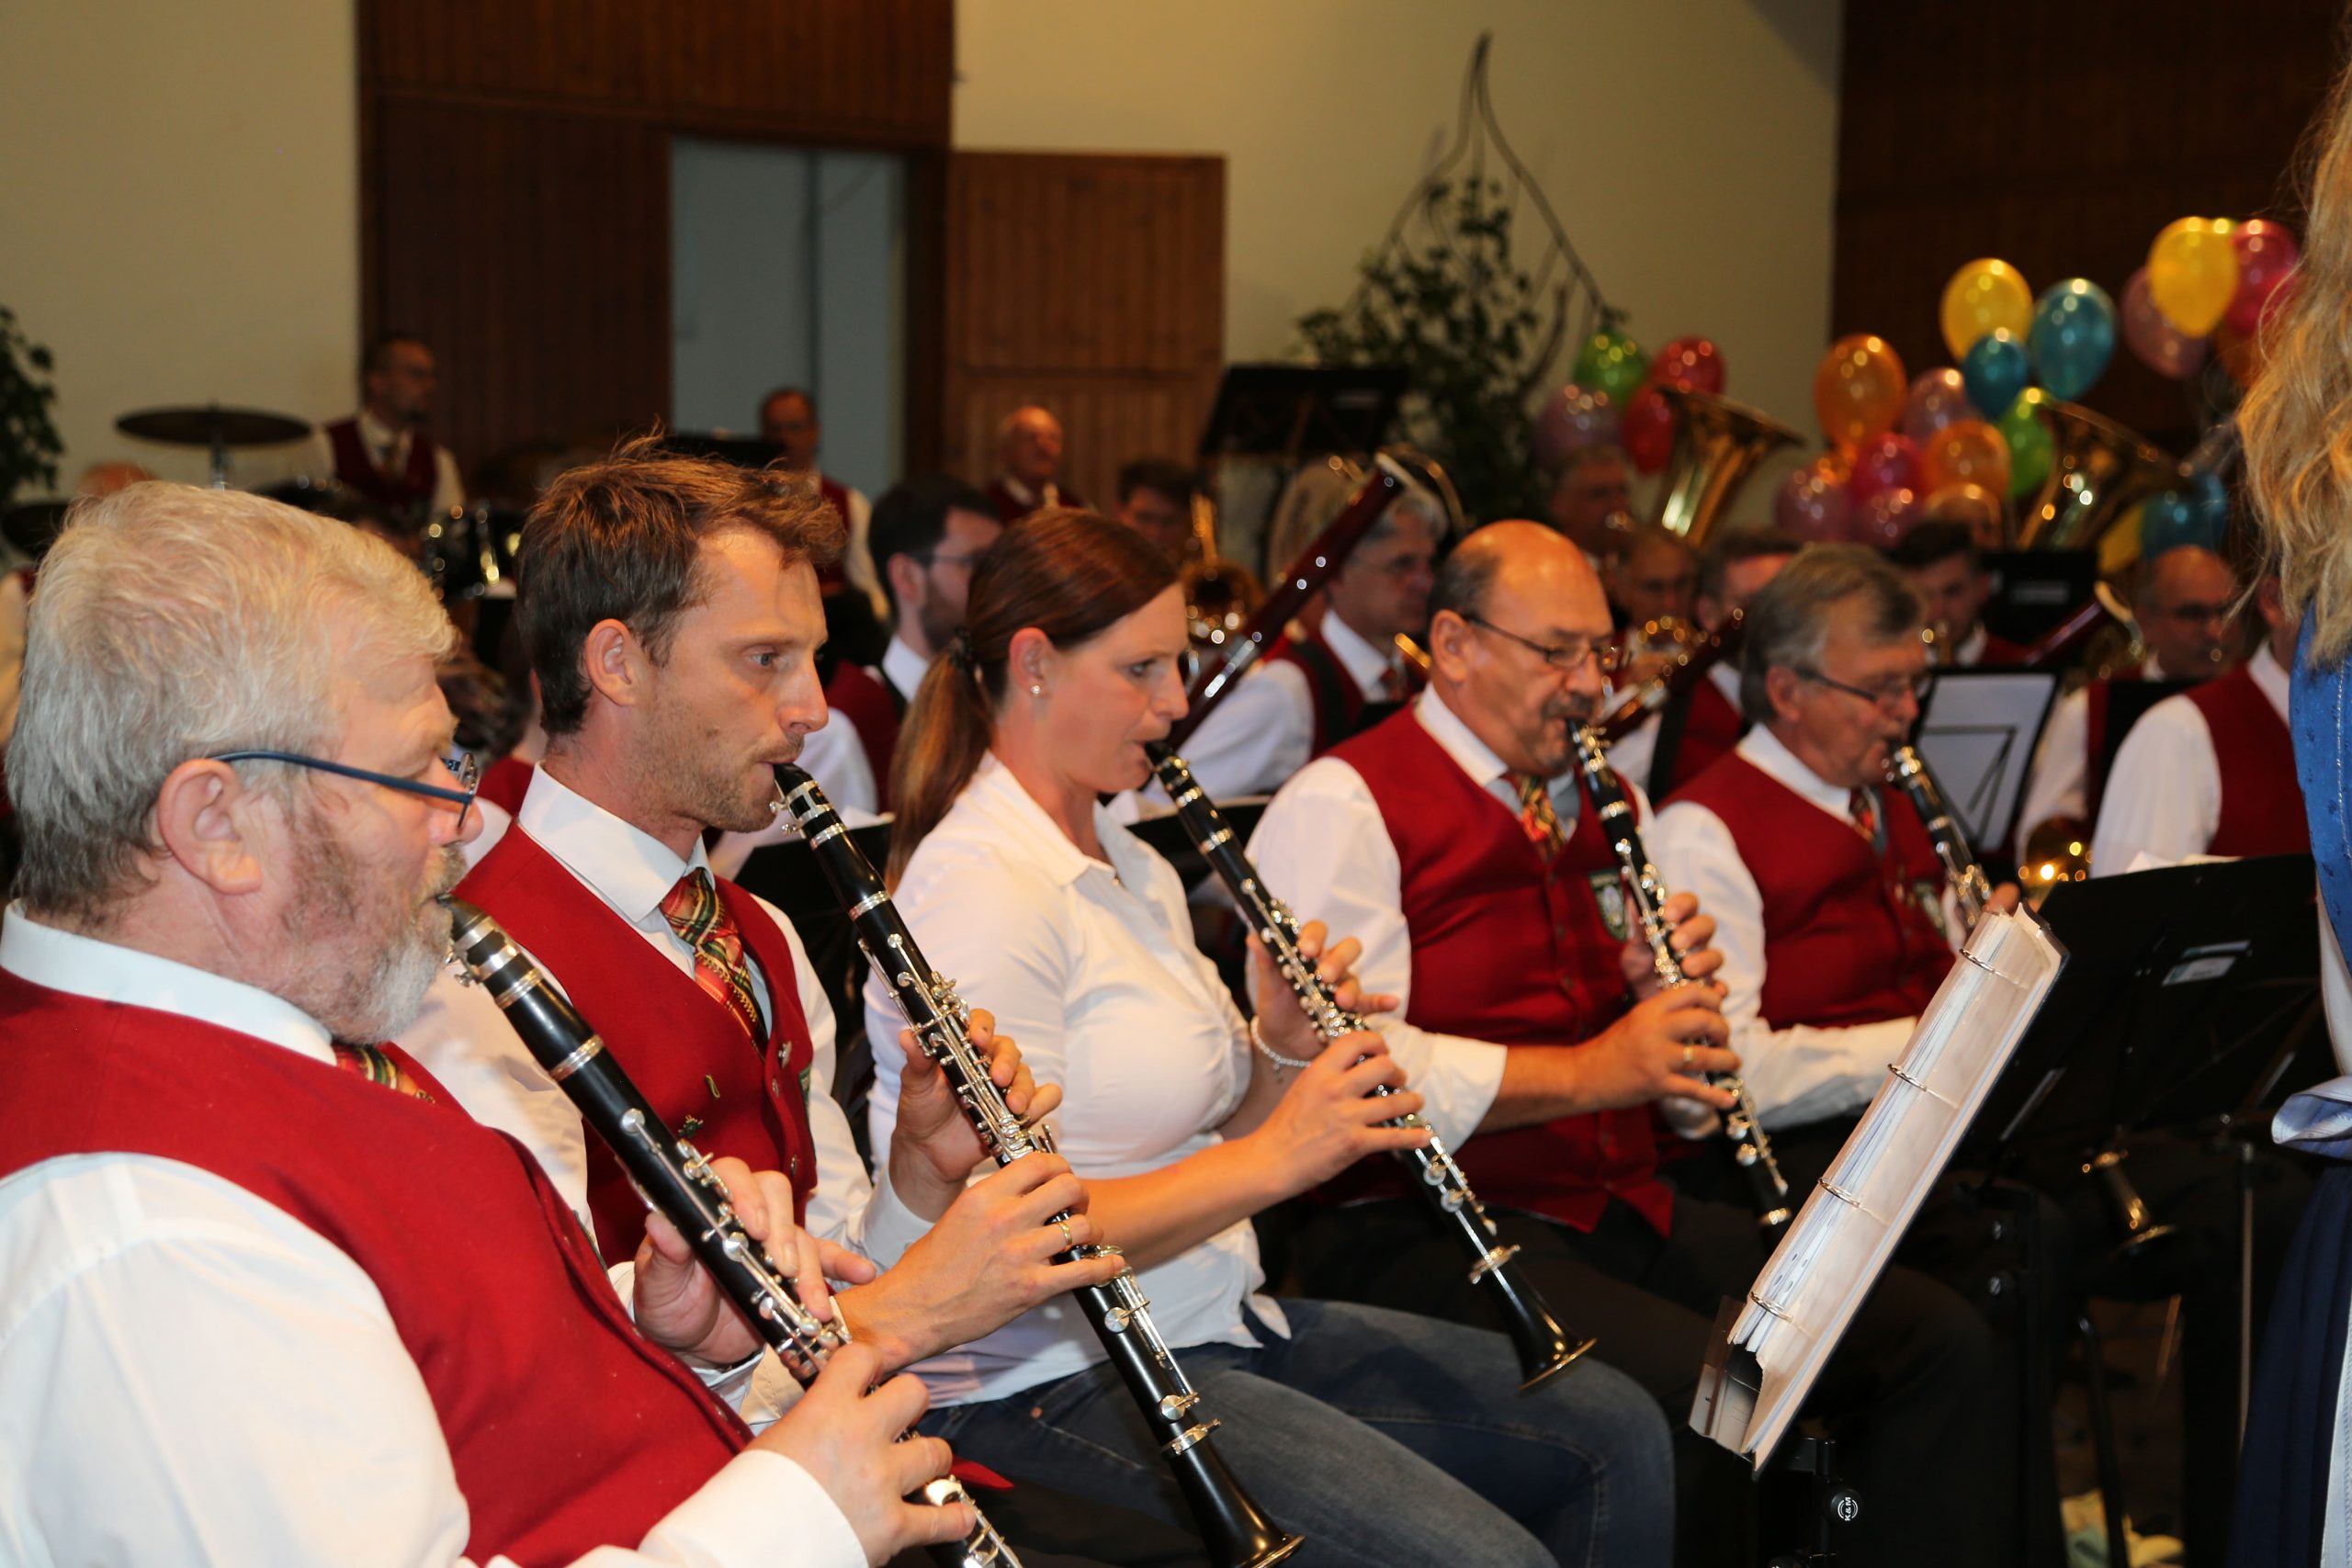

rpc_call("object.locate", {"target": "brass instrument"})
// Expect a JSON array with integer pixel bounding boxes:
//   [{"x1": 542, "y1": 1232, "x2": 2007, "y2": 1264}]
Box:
[
  {"x1": 1182, "y1": 488, "x2": 1267, "y2": 655},
  {"x1": 1649, "y1": 389, "x2": 1804, "y2": 547},
  {"x1": 2014, "y1": 396, "x2": 2192, "y2": 554},
  {"x1": 1596, "y1": 609, "x2": 1745, "y2": 745},
  {"x1": 1571, "y1": 727, "x2": 1792, "y2": 1231},
  {"x1": 2082, "y1": 1145, "x2": 2183, "y2": 1264},
  {"x1": 1886, "y1": 745, "x2": 1994, "y2": 927}
]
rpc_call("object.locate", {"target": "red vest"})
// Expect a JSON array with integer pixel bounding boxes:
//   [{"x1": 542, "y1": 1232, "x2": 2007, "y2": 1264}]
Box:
[
  {"x1": 475, "y1": 754, "x2": 536, "y2": 815},
  {"x1": 1675, "y1": 752, "x2": 1952, "y2": 1030},
  {"x1": 986, "y1": 479, "x2": 1086, "y2": 523},
  {"x1": 825, "y1": 660, "x2": 903, "y2": 811},
  {"x1": 1266, "y1": 626, "x2": 1418, "y2": 757},
  {"x1": 1973, "y1": 630, "x2": 2030, "y2": 668},
  {"x1": 2186, "y1": 664, "x2": 2310, "y2": 858},
  {"x1": 0, "y1": 975, "x2": 743, "y2": 1562},
  {"x1": 325, "y1": 417, "x2": 441, "y2": 515},
  {"x1": 1657, "y1": 674, "x2": 1746, "y2": 799},
  {"x1": 458, "y1": 825, "x2": 820, "y2": 1259},
  {"x1": 1329, "y1": 708, "x2": 1673, "y2": 1235}
]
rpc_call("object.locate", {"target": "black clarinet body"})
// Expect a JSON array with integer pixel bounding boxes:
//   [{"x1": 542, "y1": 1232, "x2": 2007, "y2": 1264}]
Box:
[
  {"x1": 444, "y1": 897, "x2": 1021, "y2": 1568},
  {"x1": 1144, "y1": 742, "x2": 1595, "y2": 1390},
  {"x1": 1886, "y1": 744, "x2": 1993, "y2": 926},
  {"x1": 772, "y1": 767, "x2": 1303, "y2": 1568},
  {"x1": 1570, "y1": 726, "x2": 1793, "y2": 1233}
]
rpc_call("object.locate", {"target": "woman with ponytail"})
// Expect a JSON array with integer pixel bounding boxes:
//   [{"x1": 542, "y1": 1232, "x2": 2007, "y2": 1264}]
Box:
[
  {"x1": 866, "y1": 509, "x2": 1671, "y2": 1566},
  {"x1": 2232, "y1": 52, "x2": 2352, "y2": 1568}
]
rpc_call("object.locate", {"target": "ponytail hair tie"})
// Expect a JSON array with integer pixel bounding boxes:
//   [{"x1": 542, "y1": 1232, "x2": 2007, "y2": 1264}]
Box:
[{"x1": 946, "y1": 626, "x2": 980, "y2": 673}]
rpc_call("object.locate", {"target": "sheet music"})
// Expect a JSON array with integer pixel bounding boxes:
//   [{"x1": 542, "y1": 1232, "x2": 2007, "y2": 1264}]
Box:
[
  {"x1": 1690, "y1": 905, "x2": 2067, "y2": 1468},
  {"x1": 1917, "y1": 671, "x2": 2061, "y2": 850}
]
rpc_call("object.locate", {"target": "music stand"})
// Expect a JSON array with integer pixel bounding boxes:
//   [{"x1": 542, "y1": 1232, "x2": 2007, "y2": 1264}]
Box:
[
  {"x1": 1982, "y1": 549, "x2": 2098, "y2": 647},
  {"x1": 1917, "y1": 670, "x2": 2061, "y2": 853},
  {"x1": 1194, "y1": 365, "x2": 1408, "y2": 463}
]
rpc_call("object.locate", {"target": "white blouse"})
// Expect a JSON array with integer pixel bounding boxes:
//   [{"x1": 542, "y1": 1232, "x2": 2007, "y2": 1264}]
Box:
[{"x1": 867, "y1": 753, "x2": 1284, "y2": 1405}]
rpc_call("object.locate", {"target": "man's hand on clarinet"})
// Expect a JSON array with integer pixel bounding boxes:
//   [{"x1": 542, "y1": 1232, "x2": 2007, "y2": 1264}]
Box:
[
  {"x1": 1619, "y1": 888, "x2": 1727, "y2": 998},
  {"x1": 754, "y1": 1340, "x2": 974, "y2": 1565},
  {"x1": 889, "y1": 1007, "x2": 1059, "y2": 1217},
  {"x1": 1582, "y1": 984, "x2": 1737, "y2": 1114}
]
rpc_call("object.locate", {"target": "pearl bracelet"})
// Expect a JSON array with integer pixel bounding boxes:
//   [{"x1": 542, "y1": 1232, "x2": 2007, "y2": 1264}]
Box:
[{"x1": 1249, "y1": 1012, "x2": 1318, "y2": 1073}]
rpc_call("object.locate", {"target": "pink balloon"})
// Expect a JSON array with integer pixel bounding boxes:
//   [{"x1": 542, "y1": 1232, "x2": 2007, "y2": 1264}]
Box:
[
  {"x1": 1901, "y1": 368, "x2": 1971, "y2": 444},
  {"x1": 2226, "y1": 220, "x2": 2300, "y2": 337},
  {"x1": 2121, "y1": 265, "x2": 2208, "y2": 380},
  {"x1": 1775, "y1": 458, "x2": 1852, "y2": 544},
  {"x1": 1847, "y1": 432, "x2": 1924, "y2": 508},
  {"x1": 1648, "y1": 335, "x2": 1727, "y2": 396},
  {"x1": 1854, "y1": 486, "x2": 1922, "y2": 551},
  {"x1": 1532, "y1": 384, "x2": 1621, "y2": 472}
]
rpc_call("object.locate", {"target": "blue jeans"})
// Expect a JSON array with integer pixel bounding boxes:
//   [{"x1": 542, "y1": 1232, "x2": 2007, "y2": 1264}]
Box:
[{"x1": 921, "y1": 1298, "x2": 1674, "y2": 1568}]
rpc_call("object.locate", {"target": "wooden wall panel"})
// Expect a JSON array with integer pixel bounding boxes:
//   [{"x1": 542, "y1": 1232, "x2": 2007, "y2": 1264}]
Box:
[
  {"x1": 372, "y1": 99, "x2": 669, "y2": 470},
  {"x1": 363, "y1": 0, "x2": 952, "y2": 147},
  {"x1": 940, "y1": 152, "x2": 1227, "y2": 509},
  {"x1": 1835, "y1": 3, "x2": 2346, "y2": 449}
]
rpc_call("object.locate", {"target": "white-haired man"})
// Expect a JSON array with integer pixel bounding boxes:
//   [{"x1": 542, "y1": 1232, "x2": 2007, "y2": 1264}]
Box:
[
  {"x1": 987, "y1": 405, "x2": 1085, "y2": 522},
  {"x1": 0, "y1": 483, "x2": 965, "y2": 1565}
]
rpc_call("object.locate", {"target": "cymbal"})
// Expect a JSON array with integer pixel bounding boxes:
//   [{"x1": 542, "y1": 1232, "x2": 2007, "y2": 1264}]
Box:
[{"x1": 116, "y1": 404, "x2": 311, "y2": 447}]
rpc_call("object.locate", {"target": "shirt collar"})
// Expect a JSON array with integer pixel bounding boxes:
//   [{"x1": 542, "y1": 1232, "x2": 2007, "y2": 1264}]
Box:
[
  {"x1": 1410, "y1": 685, "x2": 1514, "y2": 790},
  {"x1": 1321, "y1": 613, "x2": 1395, "y2": 696},
  {"x1": 881, "y1": 636, "x2": 931, "y2": 699},
  {"x1": 957, "y1": 751, "x2": 1130, "y2": 891},
  {"x1": 999, "y1": 474, "x2": 1048, "y2": 510},
  {"x1": 1955, "y1": 623, "x2": 1987, "y2": 665},
  {"x1": 1735, "y1": 724, "x2": 1854, "y2": 820},
  {"x1": 356, "y1": 407, "x2": 407, "y2": 457},
  {"x1": 0, "y1": 905, "x2": 336, "y2": 1064},
  {"x1": 2252, "y1": 638, "x2": 2293, "y2": 722},
  {"x1": 515, "y1": 765, "x2": 711, "y2": 924}
]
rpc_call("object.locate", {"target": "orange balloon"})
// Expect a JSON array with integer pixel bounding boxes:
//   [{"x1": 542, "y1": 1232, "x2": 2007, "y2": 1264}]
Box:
[
  {"x1": 1814, "y1": 334, "x2": 1908, "y2": 455},
  {"x1": 1919, "y1": 482, "x2": 2007, "y2": 549},
  {"x1": 1920, "y1": 418, "x2": 2012, "y2": 498}
]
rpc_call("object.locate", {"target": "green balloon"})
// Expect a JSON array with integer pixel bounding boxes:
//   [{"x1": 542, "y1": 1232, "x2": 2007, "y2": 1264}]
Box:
[
  {"x1": 1997, "y1": 394, "x2": 2053, "y2": 501},
  {"x1": 1573, "y1": 331, "x2": 1649, "y2": 408}
]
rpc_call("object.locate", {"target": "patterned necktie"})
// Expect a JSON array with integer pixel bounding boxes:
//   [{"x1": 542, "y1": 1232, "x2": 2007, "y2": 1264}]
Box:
[
  {"x1": 660, "y1": 867, "x2": 764, "y2": 1041},
  {"x1": 1514, "y1": 773, "x2": 1566, "y2": 863},
  {"x1": 1849, "y1": 788, "x2": 1881, "y2": 849},
  {"x1": 334, "y1": 1041, "x2": 434, "y2": 1102}
]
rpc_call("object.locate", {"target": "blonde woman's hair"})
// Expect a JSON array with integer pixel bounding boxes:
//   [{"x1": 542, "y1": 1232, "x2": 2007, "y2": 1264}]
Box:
[{"x1": 2242, "y1": 56, "x2": 2352, "y2": 667}]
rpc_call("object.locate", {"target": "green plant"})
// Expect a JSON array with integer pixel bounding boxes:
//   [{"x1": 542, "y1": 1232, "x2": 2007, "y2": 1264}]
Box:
[
  {"x1": 1298, "y1": 176, "x2": 1571, "y2": 525},
  {"x1": 0, "y1": 307, "x2": 61, "y2": 510}
]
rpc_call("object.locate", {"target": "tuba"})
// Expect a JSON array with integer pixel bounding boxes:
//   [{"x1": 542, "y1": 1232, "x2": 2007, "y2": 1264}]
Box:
[
  {"x1": 1181, "y1": 487, "x2": 1267, "y2": 655},
  {"x1": 2013, "y1": 394, "x2": 2191, "y2": 554},
  {"x1": 1649, "y1": 388, "x2": 1804, "y2": 547}
]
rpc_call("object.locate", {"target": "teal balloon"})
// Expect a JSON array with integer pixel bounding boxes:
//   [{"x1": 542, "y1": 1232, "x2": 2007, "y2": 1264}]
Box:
[
  {"x1": 1572, "y1": 330, "x2": 1649, "y2": 407},
  {"x1": 2140, "y1": 491, "x2": 2205, "y2": 558},
  {"x1": 2188, "y1": 468, "x2": 2233, "y2": 545},
  {"x1": 1962, "y1": 329, "x2": 2030, "y2": 419},
  {"x1": 1996, "y1": 394, "x2": 2053, "y2": 501},
  {"x1": 2029, "y1": 278, "x2": 2118, "y2": 402}
]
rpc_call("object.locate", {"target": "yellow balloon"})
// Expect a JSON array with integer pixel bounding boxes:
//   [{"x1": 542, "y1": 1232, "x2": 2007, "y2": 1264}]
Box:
[
  {"x1": 2147, "y1": 217, "x2": 2240, "y2": 338},
  {"x1": 1939, "y1": 258, "x2": 2033, "y2": 360}
]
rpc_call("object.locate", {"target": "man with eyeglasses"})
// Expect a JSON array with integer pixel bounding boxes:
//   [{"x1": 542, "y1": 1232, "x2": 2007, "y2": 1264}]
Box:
[
  {"x1": 2011, "y1": 542, "x2": 2241, "y2": 862},
  {"x1": 1176, "y1": 487, "x2": 1442, "y2": 798},
  {"x1": 0, "y1": 482, "x2": 981, "y2": 1566},
  {"x1": 1249, "y1": 523, "x2": 2006, "y2": 1566}
]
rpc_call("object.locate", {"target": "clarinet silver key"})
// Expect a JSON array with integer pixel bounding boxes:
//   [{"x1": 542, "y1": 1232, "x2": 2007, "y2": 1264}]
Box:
[{"x1": 1886, "y1": 744, "x2": 1993, "y2": 926}]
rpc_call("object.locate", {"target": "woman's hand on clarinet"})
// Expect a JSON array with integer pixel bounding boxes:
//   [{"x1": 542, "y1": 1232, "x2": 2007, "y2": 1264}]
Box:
[
  {"x1": 635, "y1": 1155, "x2": 876, "y2": 1368},
  {"x1": 1248, "y1": 919, "x2": 1398, "y2": 1061},
  {"x1": 754, "y1": 1340, "x2": 975, "y2": 1564},
  {"x1": 889, "y1": 1008, "x2": 1062, "y2": 1219},
  {"x1": 836, "y1": 1153, "x2": 1125, "y2": 1369},
  {"x1": 1244, "y1": 1030, "x2": 1431, "y2": 1193},
  {"x1": 1619, "y1": 890, "x2": 1726, "y2": 998}
]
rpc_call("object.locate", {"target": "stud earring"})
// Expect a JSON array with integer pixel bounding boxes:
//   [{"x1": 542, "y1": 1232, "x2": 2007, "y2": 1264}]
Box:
[{"x1": 1028, "y1": 682, "x2": 1045, "y2": 697}]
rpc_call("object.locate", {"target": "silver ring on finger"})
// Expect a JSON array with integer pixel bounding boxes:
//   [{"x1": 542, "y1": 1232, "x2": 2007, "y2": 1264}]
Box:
[
  {"x1": 1679, "y1": 1043, "x2": 1694, "y2": 1071},
  {"x1": 1055, "y1": 1218, "x2": 1075, "y2": 1251}
]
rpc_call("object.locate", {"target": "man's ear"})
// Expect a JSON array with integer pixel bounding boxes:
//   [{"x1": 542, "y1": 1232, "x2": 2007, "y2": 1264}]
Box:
[
  {"x1": 580, "y1": 618, "x2": 648, "y2": 711},
  {"x1": 1428, "y1": 609, "x2": 1476, "y2": 683},
  {"x1": 884, "y1": 552, "x2": 924, "y2": 620},
  {"x1": 1762, "y1": 664, "x2": 1805, "y2": 728},
  {"x1": 153, "y1": 759, "x2": 268, "y2": 897}
]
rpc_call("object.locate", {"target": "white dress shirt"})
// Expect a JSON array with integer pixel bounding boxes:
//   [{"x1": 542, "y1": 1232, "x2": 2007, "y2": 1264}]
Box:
[
  {"x1": 868, "y1": 753, "x2": 1285, "y2": 1405},
  {"x1": 1649, "y1": 727, "x2": 1931, "y2": 1131},
  {"x1": 2091, "y1": 641, "x2": 2292, "y2": 875},
  {"x1": 1606, "y1": 660, "x2": 1741, "y2": 797},
  {"x1": 301, "y1": 407, "x2": 466, "y2": 516},
  {"x1": 2013, "y1": 653, "x2": 2166, "y2": 858},
  {"x1": 1177, "y1": 613, "x2": 1399, "y2": 800},
  {"x1": 879, "y1": 634, "x2": 930, "y2": 707},
  {"x1": 0, "y1": 908, "x2": 860, "y2": 1568},
  {"x1": 1247, "y1": 686, "x2": 1610, "y2": 1147}
]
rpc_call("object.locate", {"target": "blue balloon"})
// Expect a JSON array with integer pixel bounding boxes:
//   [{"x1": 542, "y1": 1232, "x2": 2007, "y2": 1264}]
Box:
[
  {"x1": 2028, "y1": 278, "x2": 2118, "y2": 402},
  {"x1": 1962, "y1": 329, "x2": 2030, "y2": 419},
  {"x1": 2141, "y1": 490, "x2": 2206, "y2": 558},
  {"x1": 2188, "y1": 468, "x2": 2232, "y2": 544}
]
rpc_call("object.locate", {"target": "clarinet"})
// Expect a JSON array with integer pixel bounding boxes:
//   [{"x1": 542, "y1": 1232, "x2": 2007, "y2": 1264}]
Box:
[
  {"x1": 1569, "y1": 727, "x2": 1793, "y2": 1233},
  {"x1": 443, "y1": 897, "x2": 1022, "y2": 1568},
  {"x1": 1145, "y1": 743, "x2": 1596, "y2": 1390},
  {"x1": 772, "y1": 768, "x2": 1305, "y2": 1568},
  {"x1": 1886, "y1": 744, "x2": 1993, "y2": 926}
]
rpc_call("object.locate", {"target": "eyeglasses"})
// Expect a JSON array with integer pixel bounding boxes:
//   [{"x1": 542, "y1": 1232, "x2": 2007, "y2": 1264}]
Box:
[
  {"x1": 1463, "y1": 615, "x2": 1623, "y2": 673},
  {"x1": 1794, "y1": 668, "x2": 1935, "y2": 711},
  {"x1": 209, "y1": 748, "x2": 481, "y2": 819}
]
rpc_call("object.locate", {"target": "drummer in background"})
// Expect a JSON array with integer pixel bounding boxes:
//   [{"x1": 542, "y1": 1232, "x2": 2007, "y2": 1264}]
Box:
[
  {"x1": 1607, "y1": 526, "x2": 1798, "y2": 801},
  {"x1": 303, "y1": 332, "x2": 464, "y2": 525},
  {"x1": 2010, "y1": 542, "x2": 2239, "y2": 861},
  {"x1": 2091, "y1": 571, "x2": 2308, "y2": 874},
  {"x1": 1889, "y1": 521, "x2": 2028, "y2": 667},
  {"x1": 1544, "y1": 445, "x2": 1634, "y2": 569}
]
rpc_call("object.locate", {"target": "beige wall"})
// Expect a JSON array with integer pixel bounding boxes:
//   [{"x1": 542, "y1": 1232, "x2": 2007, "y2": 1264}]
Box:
[
  {"x1": 956, "y1": 0, "x2": 1842, "y2": 491},
  {"x1": 0, "y1": 0, "x2": 357, "y2": 491}
]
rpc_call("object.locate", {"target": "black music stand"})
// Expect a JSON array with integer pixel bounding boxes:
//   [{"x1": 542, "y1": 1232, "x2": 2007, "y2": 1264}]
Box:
[
  {"x1": 1917, "y1": 670, "x2": 2062, "y2": 854},
  {"x1": 1983, "y1": 549, "x2": 2098, "y2": 646},
  {"x1": 1195, "y1": 364, "x2": 1408, "y2": 462}
]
